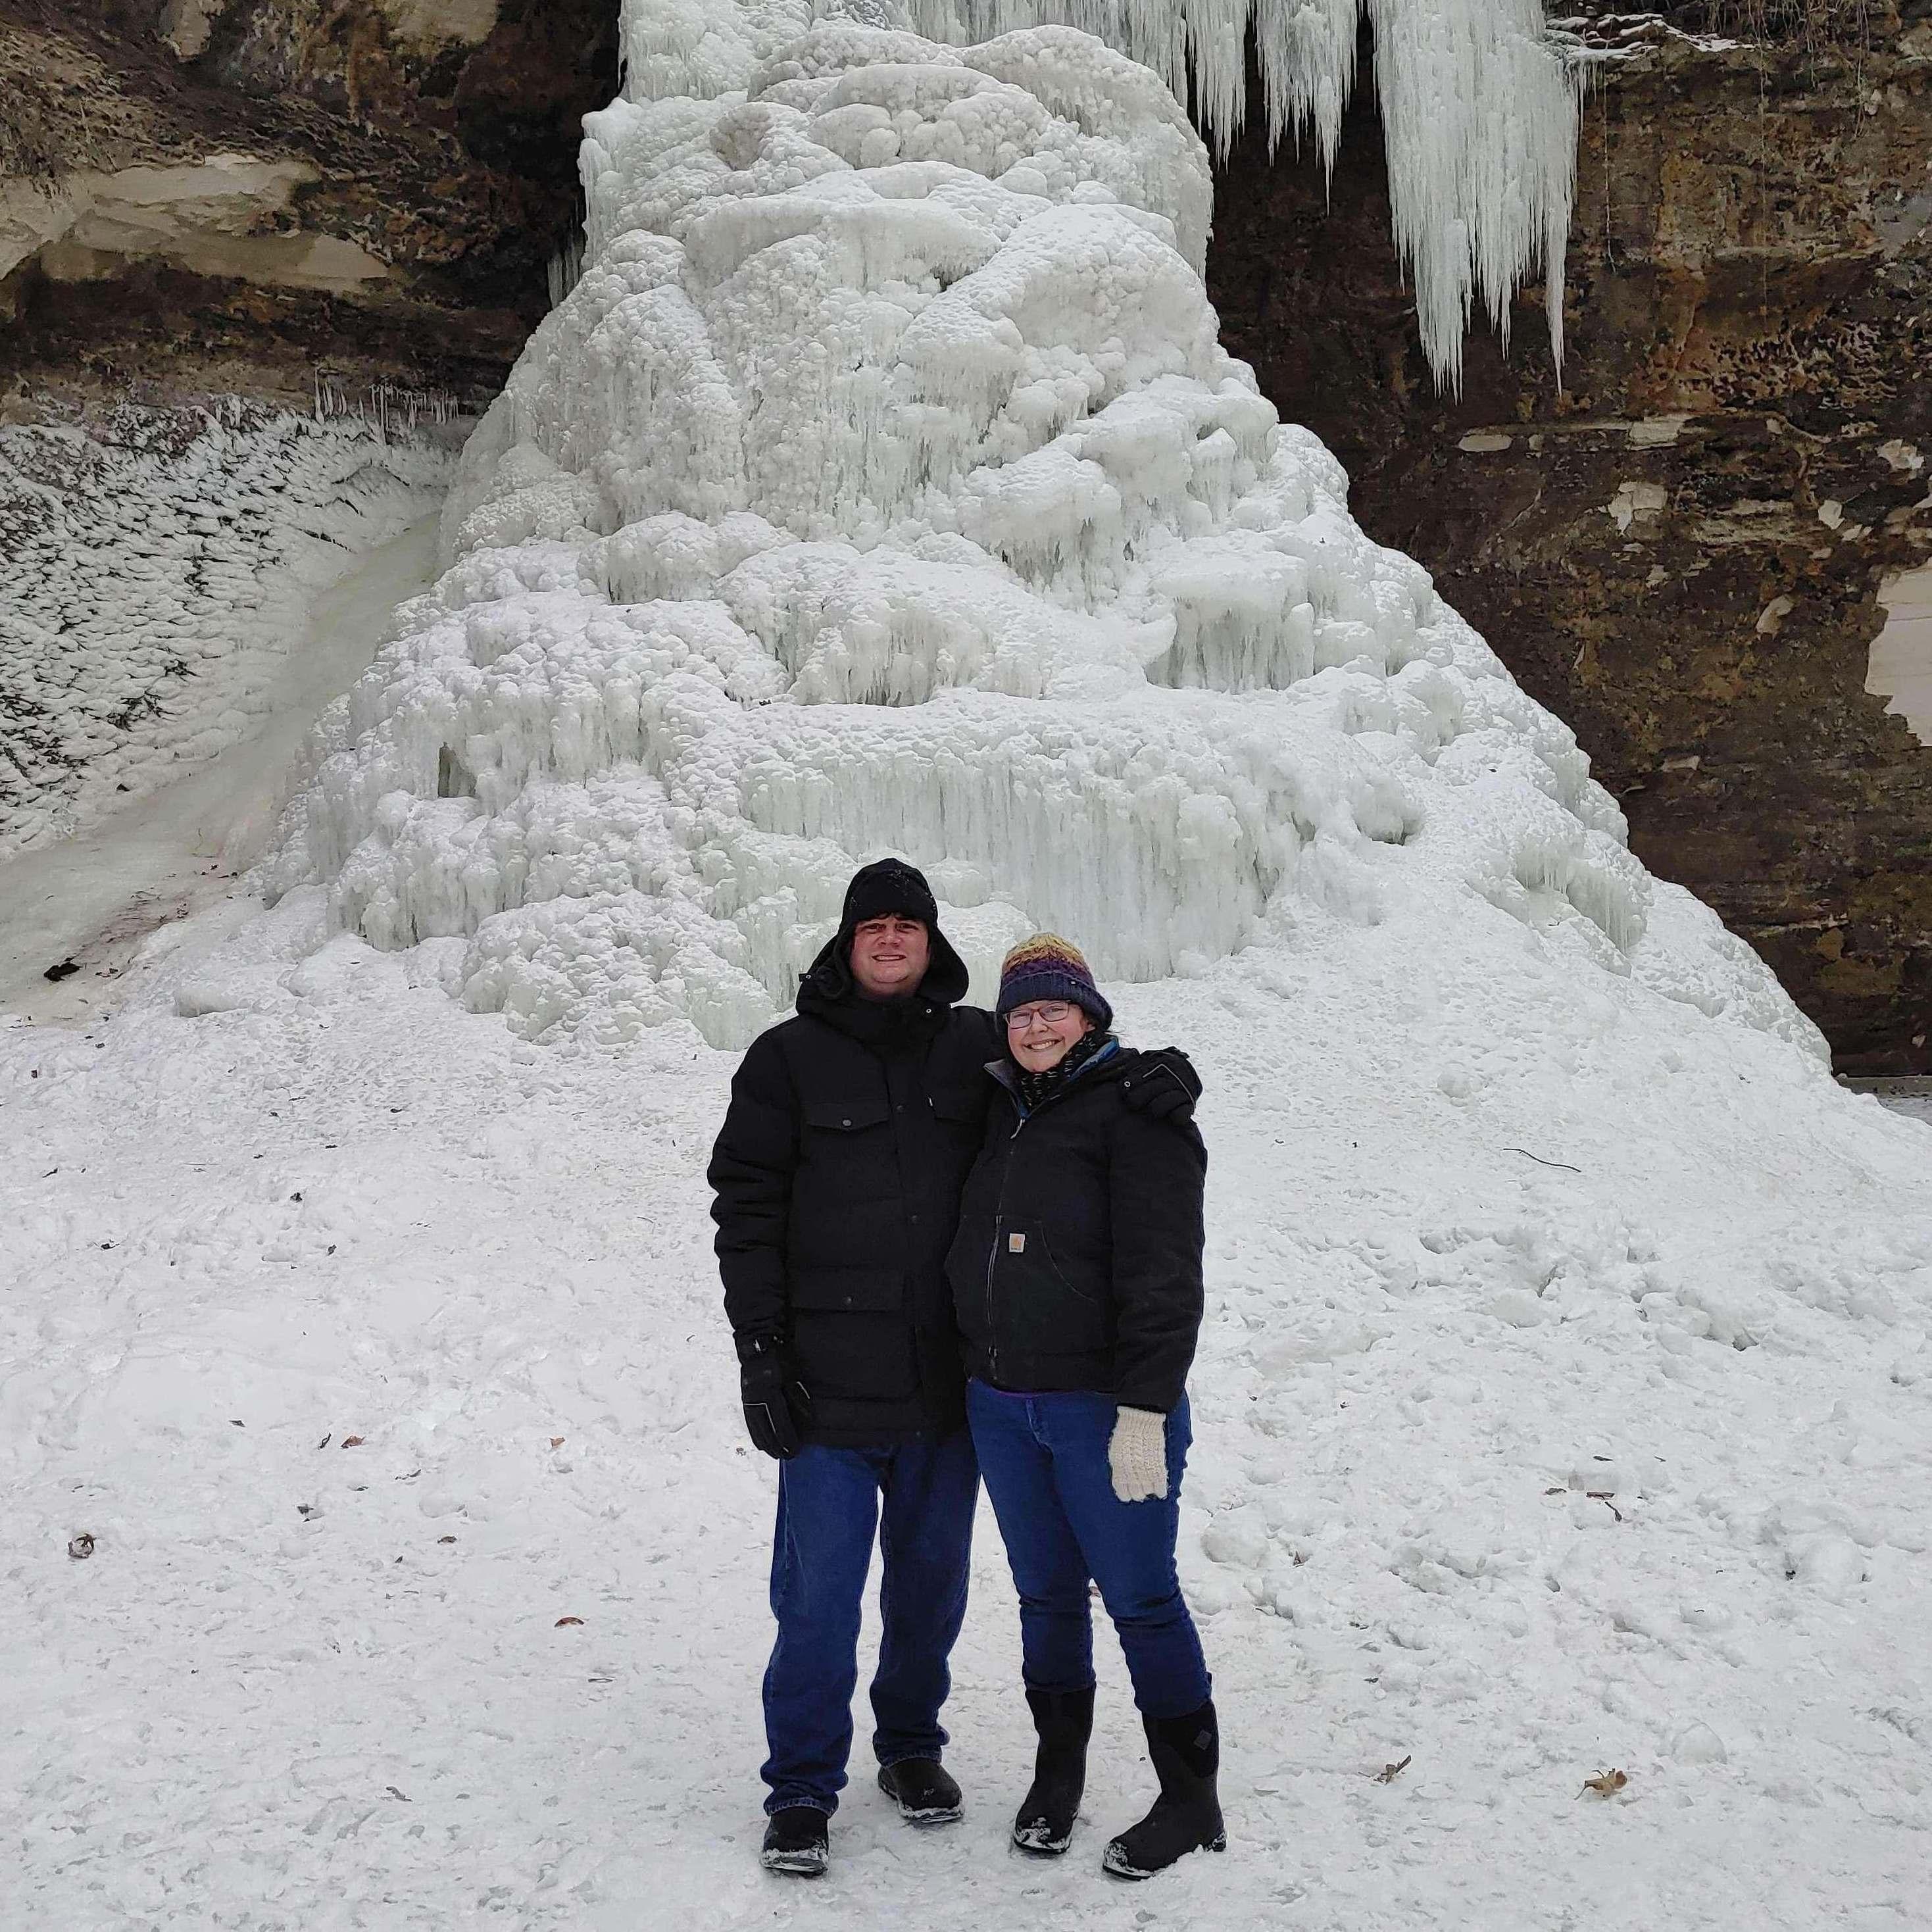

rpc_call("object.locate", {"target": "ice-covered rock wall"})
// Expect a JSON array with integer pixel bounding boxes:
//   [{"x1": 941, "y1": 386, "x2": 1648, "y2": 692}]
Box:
[
  {"x1": 0, "y1": 405, "x2": 454, "y2": 860},
  {"x1": 266, "y1": 0, "x2": 1811, "y2": 1060}
]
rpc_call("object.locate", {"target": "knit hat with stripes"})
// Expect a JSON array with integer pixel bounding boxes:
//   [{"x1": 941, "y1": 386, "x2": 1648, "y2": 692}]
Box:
[{"x1": 995, "y1": 933, "x2": 1113, "y2": 1030}]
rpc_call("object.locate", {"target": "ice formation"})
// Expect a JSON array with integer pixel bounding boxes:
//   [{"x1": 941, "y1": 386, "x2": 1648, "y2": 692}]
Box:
[
  {"x1": 267, "y1": 0, "x2": 1800, "y2": 1060},
  {"x1": 903, "y1": 0, "x2": 1581, "y2": 385},
  {"x1": 0, "y1": 405, "x2": 453, "y2": 859}
]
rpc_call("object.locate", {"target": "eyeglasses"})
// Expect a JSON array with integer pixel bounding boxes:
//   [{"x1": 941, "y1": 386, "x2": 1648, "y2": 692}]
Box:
[{"x1": 1004, "y1": 1002, "x2": 1075, "y2": 1029}]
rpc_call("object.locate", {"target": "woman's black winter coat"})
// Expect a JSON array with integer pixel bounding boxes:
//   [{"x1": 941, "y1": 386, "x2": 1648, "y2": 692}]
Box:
[{"x1": 946, "y1": 1048, "x2": 1206, "y2": 1415}]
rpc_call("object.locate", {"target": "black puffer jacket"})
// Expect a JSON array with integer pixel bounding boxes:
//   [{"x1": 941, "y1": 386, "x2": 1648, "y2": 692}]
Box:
[
  {"x1": 708, "y1": 924, "x2": 996, "y2": 1447},
  {"x1": 947, "y1": 1045, "x2": 1207, "y2": 1414}
]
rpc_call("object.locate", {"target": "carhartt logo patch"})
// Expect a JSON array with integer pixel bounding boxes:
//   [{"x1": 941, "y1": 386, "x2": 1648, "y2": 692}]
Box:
[{"x1": 1008, "y1": 1233, "x2": 1026, "y2": 1252}]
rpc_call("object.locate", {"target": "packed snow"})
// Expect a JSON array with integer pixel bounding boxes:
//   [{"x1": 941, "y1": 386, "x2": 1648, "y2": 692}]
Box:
[
  {"x1": 4, "y1": 2, "x2": 1931, "y2": 1927},
  {"x1": 0, "y1": 403, "x2": 455, "y2": 860}
]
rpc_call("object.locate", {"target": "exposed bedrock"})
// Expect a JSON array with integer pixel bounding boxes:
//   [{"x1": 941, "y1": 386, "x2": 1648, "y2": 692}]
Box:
[
  {"x1": 1209, "y1": 4, "x2": 1932, "y2": 1073},
  {"x1": 0, "y1": 0, "x2": 618, "y2": 409}
]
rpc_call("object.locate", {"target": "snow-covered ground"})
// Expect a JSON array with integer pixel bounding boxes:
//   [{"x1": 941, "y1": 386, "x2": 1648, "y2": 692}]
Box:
[
  {"x1": 1854, "y1": 1079, "x2": 1932, "y2": 1129},
  {"x1": 5, "y1": 893, "x2": 1931, "y2": 1931},
  {"x1": 5, "y1": 2, "x2": 1932, "y2": 1927}
]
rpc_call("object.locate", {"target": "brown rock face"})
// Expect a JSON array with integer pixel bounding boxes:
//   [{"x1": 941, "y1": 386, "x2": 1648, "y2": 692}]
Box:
[
  {"x1": 0, "y1": 0, "x2": 616, "y2": 408},
  {"x1": 1210, "y1": 5, "x2": 1932, "y2": 1073}
]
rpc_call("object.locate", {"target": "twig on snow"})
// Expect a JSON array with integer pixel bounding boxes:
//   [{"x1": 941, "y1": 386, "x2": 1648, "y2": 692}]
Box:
[{"x1": 1506, "y1": 1147, "x2": 1583, "y2": 1174}]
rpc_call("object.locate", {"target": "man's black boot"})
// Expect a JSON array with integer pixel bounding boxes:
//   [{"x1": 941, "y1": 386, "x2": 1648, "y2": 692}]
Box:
[
  {"x1": 1012, "y1": 1685, "x2": 1094, "y2": 1856},
  {"x1": 878, "y1": 1758, "x2": 964, "y2": 1825},
  {"x1": 1101, "y1": 1700, "x2": 1226, "y2": 1879},
  {"x1": 760, "y1": 1807, "x2": 830, "y2": 1877}
]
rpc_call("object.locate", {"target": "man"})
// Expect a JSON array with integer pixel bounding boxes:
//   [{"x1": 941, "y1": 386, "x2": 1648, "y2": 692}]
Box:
[{"x1": 708, "y1": 858, "x2": 1197, "y2": 1879}]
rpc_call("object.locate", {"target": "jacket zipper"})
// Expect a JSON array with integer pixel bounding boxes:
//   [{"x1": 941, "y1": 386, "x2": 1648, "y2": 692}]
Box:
[
  {"x1": 984, "y1": 1212, "x2": 1001, "y2": 1386},
  {"x1": 983, "y1": 1089, "x2": 1047, "y2": 1386}
]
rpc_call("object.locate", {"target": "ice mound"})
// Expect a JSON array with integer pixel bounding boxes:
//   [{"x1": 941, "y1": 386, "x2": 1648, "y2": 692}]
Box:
[{"x1": 266, "y1": 0, "x2": 1814, "y2": 1062}]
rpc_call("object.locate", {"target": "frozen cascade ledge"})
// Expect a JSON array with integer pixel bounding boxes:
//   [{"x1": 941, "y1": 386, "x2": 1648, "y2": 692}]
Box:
[{"x1": 266, "y1": 0, "x2": 1805, "y2": 1058}]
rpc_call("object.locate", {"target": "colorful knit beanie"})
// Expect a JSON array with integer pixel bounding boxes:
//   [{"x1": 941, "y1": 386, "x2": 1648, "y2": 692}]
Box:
[{"x1": 995, "y1": 933, "x2": 1113, "y2": 1031}]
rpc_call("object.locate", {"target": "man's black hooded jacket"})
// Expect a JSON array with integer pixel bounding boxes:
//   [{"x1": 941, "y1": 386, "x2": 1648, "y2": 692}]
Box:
[{"x1": 706, "y1": 880, "x2": 997, "y2": 1446}]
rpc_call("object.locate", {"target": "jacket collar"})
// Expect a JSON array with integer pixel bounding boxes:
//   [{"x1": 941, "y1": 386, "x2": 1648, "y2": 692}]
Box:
[{"x1": 988, "y1": 1036, "x2": 1121, "y2": 1116}]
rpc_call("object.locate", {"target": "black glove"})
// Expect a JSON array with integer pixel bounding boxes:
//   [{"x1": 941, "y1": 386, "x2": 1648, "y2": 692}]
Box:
[
  {"x1": 1120, "y1": 1047, "x2": 1201, "y2": 1126},
  {"x1": 736, "y1": 1331, "x2": 806, "y2": 1459}
]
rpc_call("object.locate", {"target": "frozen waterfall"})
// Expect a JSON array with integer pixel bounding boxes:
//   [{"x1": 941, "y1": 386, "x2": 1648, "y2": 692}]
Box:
[{"x1": 265, "y1": 0, "x2": 1802, "y2": 1062}]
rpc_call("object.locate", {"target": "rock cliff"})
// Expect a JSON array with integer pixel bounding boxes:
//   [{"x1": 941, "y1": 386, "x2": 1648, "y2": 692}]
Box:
[
  {"x1": 1210, "y1": 3, "x2": 1932, "y2": 1072},
  {"x1": 0, "y1": 0, "x2": 616, "y2": 408}
]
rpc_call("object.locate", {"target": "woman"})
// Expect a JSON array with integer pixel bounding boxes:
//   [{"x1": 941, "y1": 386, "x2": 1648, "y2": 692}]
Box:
[{"x1": 946, "y1": 933, "x2": 1220, "y2": 1879}]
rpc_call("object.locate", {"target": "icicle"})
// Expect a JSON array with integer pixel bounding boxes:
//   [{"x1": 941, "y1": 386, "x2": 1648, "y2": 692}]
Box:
[
  {"x1": 914, "y1": 0, "x2": 1580, "y2": 388},
  {"x1": 547, "y1": 235, "x2": 587, "y2": 310}
]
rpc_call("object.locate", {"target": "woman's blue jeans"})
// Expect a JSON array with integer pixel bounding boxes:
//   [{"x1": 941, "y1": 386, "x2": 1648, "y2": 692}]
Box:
[{"x1": 966, "y1": 1380, "x2": 1210, "y2": 1720}]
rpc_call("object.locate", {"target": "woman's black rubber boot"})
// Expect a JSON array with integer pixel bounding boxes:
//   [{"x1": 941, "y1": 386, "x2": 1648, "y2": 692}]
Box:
[
  {"x1": 1012, "y1": 1685, "x2": 1095, "y2": 1855},
  {"x1": 1101, "y1": 1700, "x2": 1226, "y2": 1879}
]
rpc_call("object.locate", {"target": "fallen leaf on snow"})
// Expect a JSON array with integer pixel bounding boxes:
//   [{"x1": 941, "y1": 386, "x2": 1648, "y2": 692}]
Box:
[
  {"x1": 1375, "y1": 1755, "x2": 1412, "y2": 1784},
  {"x1": 341, "y1": 1436, "x2": 365, "y2": 1448},
  {"x1": 555, "y1": 1616, "x2": 585, "y2": 1627},
  {"x1": 438, "y1": 1535, "x2": 457, "y2": 1545},
  {"x1": 67, "y1": 1533, "x2": 95, "y2": 1560},
  {"x1": 1580, "y1": 1769, "x2": 1628, "y2": 1798},
  {"x1": 550, "y1": 1437, "x2": 566, "y2": 1449}
]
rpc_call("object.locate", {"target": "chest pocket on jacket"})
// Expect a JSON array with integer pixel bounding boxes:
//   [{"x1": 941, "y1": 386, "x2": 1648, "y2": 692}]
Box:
[
  {"x1": 790, "y1": 1099, "x2": 916, "y2": 1400},
  {"x1": 799, "y1": 1099, "x2": 894, "y2": 1187},
  {"x1": 929, "y1": 1084, "x2": 989, "y2": 1149},
  {"x1": 805, "y1": 1100, "x2": 891, "y2": 1135}
]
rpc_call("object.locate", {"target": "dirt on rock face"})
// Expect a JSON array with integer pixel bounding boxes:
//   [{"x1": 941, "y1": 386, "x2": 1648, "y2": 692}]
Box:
[
  {"x1": 1210, "y1": 4, "x2": 1932, "y2": 1074},
  {"x1": 0, "y1": 0, "x2": 617, "y2": 410}
]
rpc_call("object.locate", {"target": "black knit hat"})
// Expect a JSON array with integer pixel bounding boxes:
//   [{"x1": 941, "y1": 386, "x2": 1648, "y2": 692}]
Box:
[{"x1": 841, "y1": 858, "x2": 939, "y2": 931}]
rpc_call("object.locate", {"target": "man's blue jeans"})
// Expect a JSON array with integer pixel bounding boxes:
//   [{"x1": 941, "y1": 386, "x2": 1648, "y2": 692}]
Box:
[
  {"x1": 967, "y1": 1379, "x2": 1210, "y2": 1720},
  {"x1": 761, "y1": 1429, "x2": 979, "y2": 1816}
]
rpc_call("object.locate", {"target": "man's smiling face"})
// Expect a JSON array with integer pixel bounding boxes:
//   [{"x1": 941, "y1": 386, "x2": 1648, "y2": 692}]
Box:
[{"x1": 849, "y1": 915, "x2": 930, "y2": 998}]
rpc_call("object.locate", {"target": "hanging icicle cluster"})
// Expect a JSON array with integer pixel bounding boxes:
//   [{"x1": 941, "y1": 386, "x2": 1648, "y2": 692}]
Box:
[{"x1": 902, "y1": 0, "x2": 1582, "y2": 390}]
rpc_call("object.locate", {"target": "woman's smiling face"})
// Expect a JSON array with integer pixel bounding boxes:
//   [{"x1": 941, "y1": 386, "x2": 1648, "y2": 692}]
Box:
[{"x1": 1004, "y1": 1000, "x2": 1092, "y2": 1073}]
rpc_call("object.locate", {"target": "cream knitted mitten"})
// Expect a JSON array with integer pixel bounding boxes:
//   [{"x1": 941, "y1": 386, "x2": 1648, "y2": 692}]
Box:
[{"x1": 1108, "y1": 1406, "x2": 1169, "y2": 1502}]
